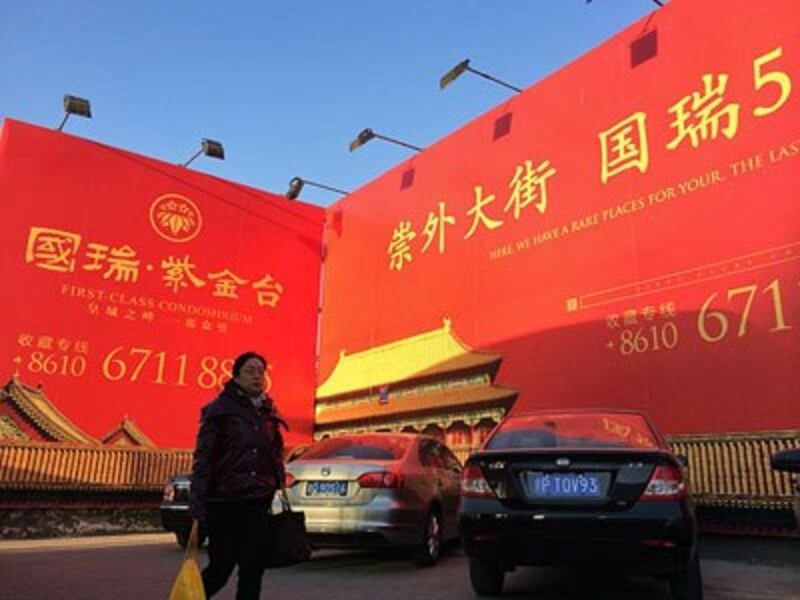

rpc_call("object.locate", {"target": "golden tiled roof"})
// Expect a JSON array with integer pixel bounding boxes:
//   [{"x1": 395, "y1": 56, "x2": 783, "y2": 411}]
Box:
[
  {"x1": 317, "y1": 319, "x2": 501, "y2": 399},
  {"x1": 0, "y1": 415, "x2": 29, "y2": 441},
  {"x1": 1, "y1": 376, "x2": 97, "y2": 444},
  {"x1": 100, "y1": 417, "x2": 155, "y2": 447},
  {"x1": 0, "y1": 442, "x2": 192, "y2": 491},
  {"x1": 668, "y1": 430, "x2": 800, "y2": 508},
  {"x1": 315, "y1": 383, "x2": 517, "y2": 426}
]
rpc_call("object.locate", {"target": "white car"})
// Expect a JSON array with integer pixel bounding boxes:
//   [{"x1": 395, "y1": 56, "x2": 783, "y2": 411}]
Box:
[{"x1": 276, "y1": 432, "x2": 462, "y2": 566}]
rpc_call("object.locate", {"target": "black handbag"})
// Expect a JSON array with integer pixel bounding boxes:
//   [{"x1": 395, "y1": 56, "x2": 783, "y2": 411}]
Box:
[{"x1": 263, "y1": 490, "x2": 312, "y2": 568}]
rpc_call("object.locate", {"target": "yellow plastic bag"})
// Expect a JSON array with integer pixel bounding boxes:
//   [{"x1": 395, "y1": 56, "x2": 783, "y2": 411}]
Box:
[{"x1": 168, "y1": 520, "x2": 206, "y2": 600}]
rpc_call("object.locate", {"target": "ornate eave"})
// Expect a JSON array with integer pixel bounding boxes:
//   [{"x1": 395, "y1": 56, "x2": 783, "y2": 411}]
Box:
[
  {"x1": 314, "y1": 406, "x2": 508, "y2": 440},
  {"x1": 100, "y1": 417, "x2": 155, "y2": 447},
  {"x1": 315, "y1": 383, "x2": 517, "y2": 427},
  {"x1": 317, "y1": 319, "x2": 501, "y2": 399},
  {"x1": 1, "y1": 376, "x2": 97, "y2": 444}
]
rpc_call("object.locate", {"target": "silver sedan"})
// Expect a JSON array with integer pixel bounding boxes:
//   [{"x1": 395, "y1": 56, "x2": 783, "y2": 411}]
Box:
[{"x1": 275, "y1": 432, "x2": 462, "y2": 566}]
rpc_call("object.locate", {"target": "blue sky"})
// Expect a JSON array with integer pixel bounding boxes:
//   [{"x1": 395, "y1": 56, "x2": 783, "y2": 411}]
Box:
[{"x1": 0, "y1": 1, "x2": 660, "y2": 206}]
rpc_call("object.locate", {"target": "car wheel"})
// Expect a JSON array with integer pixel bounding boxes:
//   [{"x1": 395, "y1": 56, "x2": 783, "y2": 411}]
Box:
[
  {"x1": 175, "y1": 530, "x2": 190, "y2": 549},
  {"x1": 469, "y1": 557, "x2": 505, "y2": 596},
  {"x1": 670, "y1": 553, "x2": 703, "y2": 600},
  {"x1": 415, "y1": 509, "x2": 443, "y2": 567},
  {"x1": 175, "y1": 530, "x2": 206, "y2": 550}
]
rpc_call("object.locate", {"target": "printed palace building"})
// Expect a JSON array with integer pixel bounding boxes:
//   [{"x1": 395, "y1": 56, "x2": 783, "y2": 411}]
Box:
[
  {"x1": 314, "y1": 319, "x2": 517, "y2": 462},
  {"x1": 0, "y1": 376, "x2": 191, "y2": 508},
  {"x1": 0, "y1": 375, "x2": 153, "y2": 446}
]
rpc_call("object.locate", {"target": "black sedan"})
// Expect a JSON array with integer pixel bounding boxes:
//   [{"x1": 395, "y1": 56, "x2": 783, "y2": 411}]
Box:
[
  {"x1": 459, "y1": 409, "x2": 701, "y2": 599},
  {"x1": 160, "y1": 474, "x2": 206, "y2": 548},
  {"x1": 772, "y1": 448, "x2": 800, "y2": 474},
  {"x1": 160, "y1": 445, "x2": 309, "y2": 548}
]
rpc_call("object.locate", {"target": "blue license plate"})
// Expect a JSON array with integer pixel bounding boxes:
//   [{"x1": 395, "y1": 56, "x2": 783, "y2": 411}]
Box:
[
  {"x1": 306, "y1": 481, "x2": 348, "y2": 497},
  {"x1": 524, "y1": 472, "x2": 606, "y2": 498}
]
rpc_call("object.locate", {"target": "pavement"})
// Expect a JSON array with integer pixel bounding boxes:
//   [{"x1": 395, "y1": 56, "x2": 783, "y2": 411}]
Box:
[
  {"x1": 0, "y1": 532, "x2": 798, "y2": 599},
  {"x1": 0, "y1": 532, "x2": 175, "y2": 553}
]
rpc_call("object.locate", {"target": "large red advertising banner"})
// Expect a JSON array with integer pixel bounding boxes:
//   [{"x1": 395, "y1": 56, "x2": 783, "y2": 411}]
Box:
[
  {"x1": 0, "y1": 119, "x2": 324, "y2": 448},
  {"x1": 320, "y1": 0, "x2": 800, "y2": 434}
]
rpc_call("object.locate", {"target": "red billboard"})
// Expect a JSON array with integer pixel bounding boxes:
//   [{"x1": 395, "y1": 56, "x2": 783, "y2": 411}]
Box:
[
  {"x1": 0, "y1": 119, "x2": 324, "y2": 447},
  {"x1": 319, "y1": 0, "x2": 800, "y2": 434}
]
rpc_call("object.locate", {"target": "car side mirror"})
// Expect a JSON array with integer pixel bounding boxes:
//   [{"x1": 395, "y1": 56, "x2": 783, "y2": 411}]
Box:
[
  {"x1": 771, "y1": 449, "x2": 800, "y2": 473},
  {"x1": 676, "y1": 454, "x2": 689, "y2": 468}
]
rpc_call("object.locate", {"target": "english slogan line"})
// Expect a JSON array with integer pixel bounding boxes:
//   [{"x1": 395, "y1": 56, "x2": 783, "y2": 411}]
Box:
[{"x1": 567, "y1": 241, "x2": 800, "y2": 311}]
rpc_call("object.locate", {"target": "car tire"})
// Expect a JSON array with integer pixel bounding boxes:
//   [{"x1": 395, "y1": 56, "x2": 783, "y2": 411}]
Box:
[
  {"x1": 469, "y1": 557, "x2": 505, "y2": 596},
  {"x1": 175, "y1": 530, "x2": 190, "y2": 549},
  {"x1": 670, "y1": 553, "x2": 703, "y2": 600},
  {"x1": 415, "y1": 509, "x2": 443, "y2": 567},
  {"x1": 175, "y1": 530, "x2": 206, "y2": 550}
]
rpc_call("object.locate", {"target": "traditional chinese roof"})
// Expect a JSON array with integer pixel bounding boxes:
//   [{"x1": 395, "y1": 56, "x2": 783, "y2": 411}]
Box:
[
  {"x1": 100, "y1": 417, "x2": 155, "y2": 447},
  {"x1": 315, "y1": 383, "x2": 517, "y2": 427},
  {"x1": 0, "y1": 414, "x2": 29, "y2": 441},
  {"x1": 0, "y1": 376, "x2": 98, "y2": 445},
  {"x1": 317, "y1": 319, "x2": 502, "y2": 399},
  {"x1": 0, "y1": 441, "x2": 193, "y2": 492}
]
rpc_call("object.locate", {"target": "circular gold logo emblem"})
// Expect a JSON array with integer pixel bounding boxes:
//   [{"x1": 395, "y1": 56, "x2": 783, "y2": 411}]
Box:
[{"x1": 149, "y1": 194, "x2": 202, "y2": 243}]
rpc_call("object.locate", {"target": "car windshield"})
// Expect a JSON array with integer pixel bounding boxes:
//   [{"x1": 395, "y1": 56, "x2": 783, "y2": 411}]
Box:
[
  {"x1": 486, "y1": 412, "x2": 661, "y2": 450},
  {"x1": 301, "y1": 435, "x2": 411, "y2": 460}
]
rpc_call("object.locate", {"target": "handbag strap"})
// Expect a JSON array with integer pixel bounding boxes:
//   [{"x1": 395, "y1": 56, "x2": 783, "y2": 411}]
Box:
[{"x1": 279, "y1": 480, "x2": 293, "y2": 513}]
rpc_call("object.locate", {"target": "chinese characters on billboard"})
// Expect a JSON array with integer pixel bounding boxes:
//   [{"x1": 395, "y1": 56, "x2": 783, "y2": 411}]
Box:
[
  {"x1": 0, "y1": 120, "x2": 324, "y2": 447},
  {"x1": 319, "y1": 0, "x2": 800, "y2": 434}
]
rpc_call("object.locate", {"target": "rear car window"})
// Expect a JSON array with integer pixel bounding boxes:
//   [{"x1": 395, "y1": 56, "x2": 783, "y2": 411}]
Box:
[
  {"x1": 486, "y1": 413, "x2": 660, "y2": 450},
  {"x1": 301, "y1": 435, "x2": 411, "y2": 460}
]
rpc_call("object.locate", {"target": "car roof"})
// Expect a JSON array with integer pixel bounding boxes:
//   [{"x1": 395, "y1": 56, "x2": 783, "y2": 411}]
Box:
[
  {"x1": 507, "y1": 408, "x2": 650, "y2": 418},
  {"x1": 496, "y1": 408, "x2": 668, "y2": 449},
  {"x1": 320, "y1": 432, "x2": 436, "y2": 441}
]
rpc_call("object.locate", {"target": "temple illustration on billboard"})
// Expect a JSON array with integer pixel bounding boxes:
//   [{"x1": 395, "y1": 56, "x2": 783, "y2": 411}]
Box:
[
  {"x1": 314, "y1": 319, "x2": 517, "y2": 461},
  {"x1": 0, "y1": 375, "x2": 192, "y2": 510},
  {"x1": 0, "y1": 375, "x2": 153, "y2": 447}
]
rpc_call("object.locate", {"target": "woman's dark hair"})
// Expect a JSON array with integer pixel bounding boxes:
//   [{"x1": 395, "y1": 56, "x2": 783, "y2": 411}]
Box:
[{"x1": 232, "y1": 351, "x2": 267, "y2": 377}]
